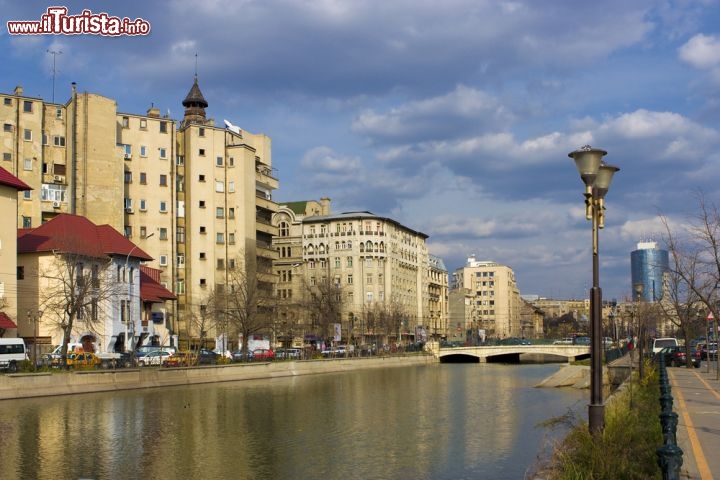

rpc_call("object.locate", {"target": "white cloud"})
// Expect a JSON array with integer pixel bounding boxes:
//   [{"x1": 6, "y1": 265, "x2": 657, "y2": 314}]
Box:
[{"x1": 679, "y1": 33, "x2": 720, "y2": 69}]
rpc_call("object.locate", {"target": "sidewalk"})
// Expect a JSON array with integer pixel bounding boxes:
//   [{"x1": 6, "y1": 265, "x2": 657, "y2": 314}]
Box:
[{"x1": 668, "y1": 364, "x2": 720, "y2": 480}]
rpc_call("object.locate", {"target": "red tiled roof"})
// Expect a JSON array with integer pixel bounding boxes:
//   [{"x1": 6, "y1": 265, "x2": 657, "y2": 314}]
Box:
[
  {"x1": 140, "y1": 266, "x2": 176, "y2": 303},
  {"x1": 0, "y1": 312, "x2": 17, "y2": 329},
  {"x1": 17, "y1": 213, "x2": 152, "y2": 261},
  {"x1": 0, "y1": 166, "x2": 31, "y2": 191}
]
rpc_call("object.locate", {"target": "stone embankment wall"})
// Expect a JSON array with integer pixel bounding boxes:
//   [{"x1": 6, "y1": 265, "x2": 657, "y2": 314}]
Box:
[{"x1": 0, "y1": 355, "x2": 435, "y2": 400}]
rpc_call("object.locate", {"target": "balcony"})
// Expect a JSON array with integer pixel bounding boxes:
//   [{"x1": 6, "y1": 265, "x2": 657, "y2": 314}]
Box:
[{"x1": 255, "y1": 193, "x2": 277, "y2": 212}]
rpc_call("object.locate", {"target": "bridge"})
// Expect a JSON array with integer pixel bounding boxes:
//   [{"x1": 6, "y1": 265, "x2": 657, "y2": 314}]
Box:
[{"x1": 434, "y1": 344, "x2": 591, "y2": 363}]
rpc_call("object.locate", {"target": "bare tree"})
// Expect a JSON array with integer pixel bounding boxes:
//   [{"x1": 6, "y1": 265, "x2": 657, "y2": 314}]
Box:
[
  {"x1": 660, "y1": 193, "x2": 720, "y2": 342},
  {"x1": 39, "y1": 250, "x2": 115, "y2": 367},
  {"x1": 301, "y1": 276, "x2": 343, "y2": 341},
  {"x1": 206, "y1": 264, "x2": 271, "y2": 354}
]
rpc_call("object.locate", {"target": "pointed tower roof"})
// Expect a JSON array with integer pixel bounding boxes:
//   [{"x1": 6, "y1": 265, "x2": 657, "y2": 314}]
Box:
[
  {"x1": 182, "y1": 76, "x2": 208, "y2": 109},
  {"x1": 181, "y1": 76, "x2": 209, "y2": 128}
]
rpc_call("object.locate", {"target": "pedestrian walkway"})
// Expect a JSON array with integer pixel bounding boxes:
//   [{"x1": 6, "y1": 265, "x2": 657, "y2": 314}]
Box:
[{"x1": 669, "y1": 365, "x2": 720, "y2": 479}]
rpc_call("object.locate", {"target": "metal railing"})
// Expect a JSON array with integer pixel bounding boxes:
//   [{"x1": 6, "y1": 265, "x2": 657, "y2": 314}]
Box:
[{"x1": 656, "y1": 355, "x2": 684, "y2": 479}]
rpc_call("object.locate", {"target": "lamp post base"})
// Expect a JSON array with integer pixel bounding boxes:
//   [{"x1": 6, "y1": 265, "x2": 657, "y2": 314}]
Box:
[{"x1": 589, "y1": 403, "x2": 605, "y2": 433}]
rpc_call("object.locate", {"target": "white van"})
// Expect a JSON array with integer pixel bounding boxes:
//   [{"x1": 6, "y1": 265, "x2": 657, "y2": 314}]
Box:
[
  {"x1": 653, "y1": 337, "x2": 679, "y2": 354},
  {"x1": 0, "y1": 338, "x2": 28, "y2": 373}
]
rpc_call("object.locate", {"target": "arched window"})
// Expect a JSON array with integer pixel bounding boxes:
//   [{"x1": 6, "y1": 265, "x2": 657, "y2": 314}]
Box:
[
  {"x1": 360, "y1": 243, "x2": 365, "y2": 253},
  {"x1": 279, "y1": 221, "x2": 290, "y2": 237}
]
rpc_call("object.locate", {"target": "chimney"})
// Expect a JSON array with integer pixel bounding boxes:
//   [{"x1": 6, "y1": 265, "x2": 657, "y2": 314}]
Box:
[
  {"x1": 14, "y1": 85, "x2": 23, "y2": 96},
  {"x1": 320, "y1": 197, "x2": 331, "y2": 215}
]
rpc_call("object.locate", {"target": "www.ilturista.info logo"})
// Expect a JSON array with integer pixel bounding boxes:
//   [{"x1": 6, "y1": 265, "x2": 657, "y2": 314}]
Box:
[{"x1": 7, "y1": 7, "x2": 151, "y2": 36}]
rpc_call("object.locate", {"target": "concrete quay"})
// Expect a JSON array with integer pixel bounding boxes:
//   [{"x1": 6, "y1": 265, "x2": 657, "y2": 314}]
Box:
[
  {"x1": 668, "y1": 365, "x2": 720, "y2": 480},
  {"x1": 0, "y1": 355, "x2": 435, "y2": 400}
]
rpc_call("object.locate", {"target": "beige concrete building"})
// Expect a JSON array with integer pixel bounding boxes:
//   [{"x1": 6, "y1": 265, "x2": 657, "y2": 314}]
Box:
[
  {"x1": 451, "y1": 255, "x2": 522, "y2": 339},
  {"x1": 0, "y1": 166, "x2": 31, "y2": 337},
  {"x1": 1, "y1": 80, "x2": 278, "y2": 349},
  {"x1": 272, "y1": 202, "x2": 443, "y2": 347}
]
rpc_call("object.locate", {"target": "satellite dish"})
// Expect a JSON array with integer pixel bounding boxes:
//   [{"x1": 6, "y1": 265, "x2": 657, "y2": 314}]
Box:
[{"x1": 223, "y1": 119, "x2": 241, "y2": 134}]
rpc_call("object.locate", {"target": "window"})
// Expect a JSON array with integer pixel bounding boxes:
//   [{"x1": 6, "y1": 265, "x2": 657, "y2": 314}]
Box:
[
  {"x1": 3, "y1": 98, "x2": 11, "y2": 106},
  {"x1": 335, "y1": 257, "x2": 341, "y2": 268},
  {"x1": 199, "y1": 174, "x2": 205, "y2": 182},
  {"x1": 200, "y1": 226, "x2": 206, "y2": 234},
  {"x1": 42, "y1": 133, "x2": 48, "y2": 145},
  {"x1": 53, "y1": 136, "x2": 65, "y2": 147},
  {"x1": 228, "y1": 233, "x2": 235, "y2": 244},
  {"x1": 159, "y1": 255, "x2": 168, "y2": 266},
  {"x1": 22, "y1": 216, "x2": 31, "y2": 228},
  {"x1": 216, "y1": 156, "x2": 223, "y2": 166},
  {"x1": 200, "y1": 278, "x2": 207, "y2": 287},
  {"x1": 199, "y1": 148, "x2": 205, "y2": 156},
  {"x1": 124, "y1": 198, "x2": 132, "y2": 210},
  {"x1": 366, "y1": 292, "x2": 373, "y2": 302},
  {"x1": 23, "y1": 129, "x2": 32, "y2": 141},
  {"x1": 176, "y1": 279, "x2": 185, "y2": 294},
  {"x1": 17, "y1": 266, "x2": 24, "y2": 280},
  {"x1": 140, "y1": 118, "x2": 147, "y2": 129},
  {"x1": 176, "y1": 155, "x2": 184, "y2": 165},
  {"x1": 159, "y1": 228, "x2": 168, "y2": 240},
  {"x1": 215, "y1": 180, "x2": 224, "y2": 192},
  {"x1": 199, "y1": 127, "x2": 205, "y2": 137},
  {"x1": 23, "y1": 158, "x2": 32, "y2": 171},
  {"x1": 228, "y1": 258, "x2": 236, "y2": 270},
  {"x1": 124, "y1": 226, "x2": 132, "y2": 238},
  {"x1": 216, "y1": 232, "x2": 224, "y2": 244},
  {"x1": 160, "y1": 121, "x2": 167, "y2": 133},
  {"x1": 139, "y1": 200, "x2": 147, "y2": 211},
  {"x1": 2, "y1": 153, "x2": 11, "y2": 161},
  {"x1": 23, "y1": 101, "x2": 32, "y2": 113},
  {"x1": 228, "y1": 208, "x2": 235, "y2": 219},
  {"x1": 346, "y1": 257, "x2": 353, "y2": 268},
  {"x1": 159, "y1": 148, "x2": 167, "y2": 159},
  {"x1": 229, "y1": 157, "x2": 235, "y2": 167},
  {"x1": 139, "y1": 172, "x2": 147, "y2": 184},
  {"x1": 199, "y1": 252, "x2": 206, "y2": 260},
  {"x1": 121, "y1": 116, "x2": 129, "y2": 128},
  {"x1": 176, "y1": 226, "x2": 185, "y2": 243},
  {"x1": 177, "y1": 253, "x2": 185, "y2": 267},
  {"x1": 216, "y1": 207, "x2": 224, "y2": 218},
  {"x1": 124, "y1": 171, "x2": 132, "y2": 183},
  {"x1": 3, "y1": 123, "x2": 11, "y2": 132},
  {"x1": 347, "y1": 274, "x2": 353, "y2": 285},
  {"x1": 140, "y1": 226, "x2": 147, "y2": 238},
  {"x1": 140, "y1": 145, "x2": 147, "y2": 157},
  {"x1": 217, "y1": 259, "x2": 225, "y2": 270},
  {"x1": 159, "y1": 174, "x2": 167, "y2": 186},
  {"x1": 40, "y1": 183, "x2": 67, "y2": 202},
  {"x1": 279, "y1": 222, "x2": 289, "y2": 236},
  {"x1": 228, "y1": 181, "x2": 235, "y2": 193},
  {"x1": 159, "y1": 201, "x2": 167, "y2": 212},
  {"x1": 199, "y1": 200, "x2": 206, "y2": 208}
]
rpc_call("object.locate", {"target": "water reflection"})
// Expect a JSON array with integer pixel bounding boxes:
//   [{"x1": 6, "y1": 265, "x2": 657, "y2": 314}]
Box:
[{"x1": 0, "y1": 363, "x2": 585, "y2": 479}]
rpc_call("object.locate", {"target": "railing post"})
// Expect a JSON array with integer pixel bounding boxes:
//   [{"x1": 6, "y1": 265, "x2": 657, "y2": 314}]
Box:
[{"x1": 656, "y1": 355, "x2": 683, "y2": 479}]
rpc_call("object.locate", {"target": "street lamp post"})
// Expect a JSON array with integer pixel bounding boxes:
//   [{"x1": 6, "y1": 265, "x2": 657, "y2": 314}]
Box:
[
  {"x1": 570, "y1": 145, "x2": 620, "y2": 434},
  {"x1": 125, "y1": 233, "x2": 153, "y2": 357}
]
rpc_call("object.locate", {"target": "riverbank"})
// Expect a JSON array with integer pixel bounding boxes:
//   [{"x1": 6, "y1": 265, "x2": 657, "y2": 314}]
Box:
[{"x1": 0, "y1": 354, "x2": 436, "y2": 400}]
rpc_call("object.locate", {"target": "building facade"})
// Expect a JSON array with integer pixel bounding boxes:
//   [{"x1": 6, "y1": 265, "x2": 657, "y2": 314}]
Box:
[
  {"x1": 630, "y1": 241, "x2": 669, "y2": 302},
  {"x1": 1, "y1": 80, "x2": 278, "y2": 348},
  {"x1": 272, "y1": 204, "x2": 441, "y2": 347},
  {"x1": 451, "y1": 255, "x2": 522, "y2": 339}
]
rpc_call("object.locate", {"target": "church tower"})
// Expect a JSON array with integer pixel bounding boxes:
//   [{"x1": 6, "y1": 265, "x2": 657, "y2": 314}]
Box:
[{"x1": 180, "y1": 76, "x2": 209, "y2": 128}]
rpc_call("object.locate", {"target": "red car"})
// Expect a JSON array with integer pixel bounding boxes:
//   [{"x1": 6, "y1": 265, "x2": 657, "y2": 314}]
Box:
[{"x1": 252, "y1": 348, "x2": 275, "y2": 361}]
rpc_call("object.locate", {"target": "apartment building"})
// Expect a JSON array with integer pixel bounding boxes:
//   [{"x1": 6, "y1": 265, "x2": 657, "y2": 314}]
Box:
[
  {"x1": 0, "y1": 79, "x2": 278, "y2": 347},
  {"x1": 451, "y1": 255, "x2": 522, "y2": 339},
  {"x1": 272, "y1": 203, "x2": 440, "y2": 346}
]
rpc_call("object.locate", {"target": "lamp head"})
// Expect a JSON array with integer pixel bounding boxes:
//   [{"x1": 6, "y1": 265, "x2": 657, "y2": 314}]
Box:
[{"x1": 569, "y1": 145, "x2": 607, "y2": 194}]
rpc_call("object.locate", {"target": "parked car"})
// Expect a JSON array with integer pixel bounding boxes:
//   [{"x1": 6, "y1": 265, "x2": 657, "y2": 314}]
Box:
[
  {"x1": 163, "y1": 351, "x2": 194, "y2": 367},
  {"x1": 553, "y1": 338, "x2": 573, "y2": 345},
  {"x1": 699, "y1": 342, "x2": 718, "y2": 361},
  {"x1": 231, "y1": 349, "x2": 254, "y2": 362},
  {"x1": 655, "y1": 346, "x2": 701, "y2": 368},
  {"x1": 275, "y1": 348, "x2": 302, "y2": 359},
  {"x1": 66, "y1": 352, "x2": 101, "y2": 368},
  {"x1": 573, "y1": 336, "x2": 591, "y2": 346},
  {"x1": 137, "y1": 350, "x2": 172, "y2": 367},
  {"x1": 197, "y1": 349, "x2": 219, "y2": 365},
  {"x1": 252, "y1": 348, "x2": 275, "y2": 361}
]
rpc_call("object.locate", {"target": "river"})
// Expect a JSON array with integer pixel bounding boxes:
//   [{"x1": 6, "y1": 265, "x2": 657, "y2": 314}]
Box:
[{"x1": 0, "y1": 362, "x2": 586, "y2": 480}]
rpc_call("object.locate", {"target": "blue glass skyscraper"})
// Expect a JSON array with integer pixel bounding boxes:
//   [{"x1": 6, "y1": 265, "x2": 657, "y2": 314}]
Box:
[{"x1": 630, "y1": 241, "x2": 669, "y2": 302}]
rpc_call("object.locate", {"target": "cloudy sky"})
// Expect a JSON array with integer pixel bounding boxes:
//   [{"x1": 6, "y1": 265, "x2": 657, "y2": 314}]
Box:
[{"x1": 3, "y1": 1, "x2": 720, "y2": 301}]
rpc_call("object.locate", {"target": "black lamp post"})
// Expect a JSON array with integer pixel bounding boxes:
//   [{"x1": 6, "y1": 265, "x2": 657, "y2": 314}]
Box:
[{"x1": 570, "y1": 145, "x2": 620, "y2": 434}]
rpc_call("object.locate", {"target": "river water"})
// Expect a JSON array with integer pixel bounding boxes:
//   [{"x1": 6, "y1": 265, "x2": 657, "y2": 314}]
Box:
[{"x1": 0, "y1": 363, "x2": 586, "y2": 480}]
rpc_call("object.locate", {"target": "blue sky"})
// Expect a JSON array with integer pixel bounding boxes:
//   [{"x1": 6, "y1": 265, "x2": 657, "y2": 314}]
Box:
[{"x1": 3, "y1": 1, "x2": 720, "y2": 301}]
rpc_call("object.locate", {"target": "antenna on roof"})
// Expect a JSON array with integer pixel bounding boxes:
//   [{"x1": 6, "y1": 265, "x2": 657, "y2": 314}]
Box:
[
  {"x1": 194, "y1": 52, "x2": 198, "y2": 79},
  {"x1": 47, "y1": 49, "x2": 62, "y2": 103}
]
